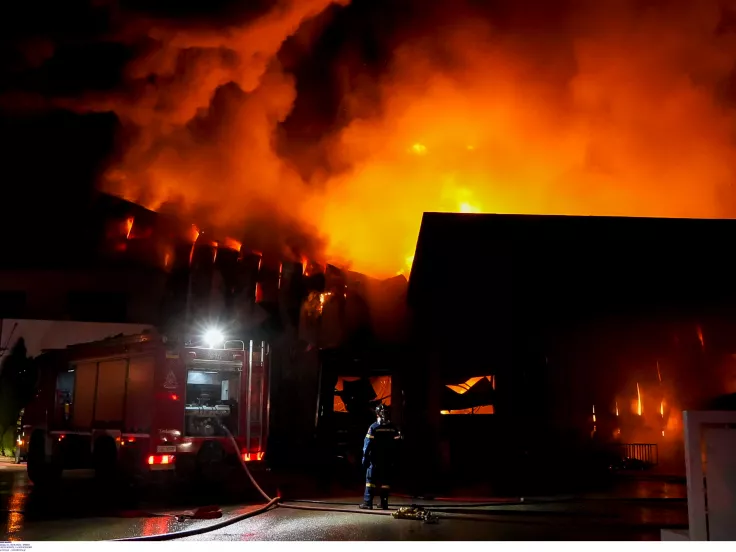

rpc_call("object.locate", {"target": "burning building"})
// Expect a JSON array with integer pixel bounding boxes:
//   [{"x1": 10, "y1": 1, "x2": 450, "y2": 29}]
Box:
[
  {"x1": 0, "y1": 191, "x2": 408, "y2": 469},
  {"x1": 406, "y1": 212, "x2": 736, "y2": 493}
]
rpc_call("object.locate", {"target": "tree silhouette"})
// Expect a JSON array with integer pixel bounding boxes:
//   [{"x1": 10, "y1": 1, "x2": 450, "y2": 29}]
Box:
[{"x1": 0, "y1": 338, "x2": 37, "y2": 455}]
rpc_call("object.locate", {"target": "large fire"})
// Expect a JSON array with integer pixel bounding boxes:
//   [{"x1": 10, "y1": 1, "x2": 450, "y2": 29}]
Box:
[{"x1": 36, "y1": 0, "x2": 736, "y2": 277}]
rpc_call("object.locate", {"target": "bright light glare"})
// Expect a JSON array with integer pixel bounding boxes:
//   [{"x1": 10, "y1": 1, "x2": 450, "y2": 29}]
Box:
[{"x1": 204, "y1": 329, "x2": 224, "y2": 348}]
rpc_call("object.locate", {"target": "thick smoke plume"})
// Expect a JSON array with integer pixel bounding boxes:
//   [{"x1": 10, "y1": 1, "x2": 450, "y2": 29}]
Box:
[
  {"x1": 63, "y1": 0, "x2": 349, "y2": 262},
  {"x1": 316, "y1": 0, "x2": 736, "y2": 276},
  {"x1": 7, "y1": 1, "x2": 736, "y2": 276}
]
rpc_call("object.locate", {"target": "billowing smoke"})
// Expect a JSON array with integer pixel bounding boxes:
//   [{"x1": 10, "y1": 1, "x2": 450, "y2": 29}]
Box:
[
  {"x1": 5, "y1": 0, "x2": 736, "y2": 276},
  {"x1": 313, "y1": 0, "x2": 736, "y2": 276},
  {"x1": 55, "y1": 0, "x2": 350, "y2": 262}
]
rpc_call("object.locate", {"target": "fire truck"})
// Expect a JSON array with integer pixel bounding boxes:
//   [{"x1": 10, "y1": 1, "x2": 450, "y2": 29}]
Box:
[{"x1": 22, "y1": 329, "x2": 269, "y2": 487}]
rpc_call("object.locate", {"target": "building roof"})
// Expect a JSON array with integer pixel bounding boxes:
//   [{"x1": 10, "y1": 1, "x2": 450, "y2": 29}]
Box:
[{"x1": 408, "y1": 213, "x2": 736, "y2": 329}]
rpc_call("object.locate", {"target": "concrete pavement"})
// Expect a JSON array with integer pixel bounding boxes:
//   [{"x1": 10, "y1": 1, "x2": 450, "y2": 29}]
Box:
[{"x1": 1, "y1": 465, "x2": 688, "y2": 541}]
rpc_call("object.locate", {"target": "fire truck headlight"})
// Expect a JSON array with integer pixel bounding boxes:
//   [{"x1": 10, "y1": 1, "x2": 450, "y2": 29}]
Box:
[{"x1": 204, "y1": 328, "x2": 224, "y2": 348}]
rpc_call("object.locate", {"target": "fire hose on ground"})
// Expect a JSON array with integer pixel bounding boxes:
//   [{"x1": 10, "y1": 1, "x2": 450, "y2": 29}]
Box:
[
  {"x1": 114, "y1": 425, "x2": 684, "y2": 540},
  {"x1": 115, "y1": 425, "x2": 457, "y2": 541}
]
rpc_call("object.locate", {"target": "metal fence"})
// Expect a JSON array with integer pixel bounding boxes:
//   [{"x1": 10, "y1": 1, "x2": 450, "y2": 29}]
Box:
[{"x1": 617, "y1": 443, "x2": 658, "y2": 466}]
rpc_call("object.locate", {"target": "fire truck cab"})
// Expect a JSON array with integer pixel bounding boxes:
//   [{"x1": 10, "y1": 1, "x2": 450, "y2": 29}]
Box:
[{"x1": 23, "y1": 330, "x2": 269, "y2": 487}]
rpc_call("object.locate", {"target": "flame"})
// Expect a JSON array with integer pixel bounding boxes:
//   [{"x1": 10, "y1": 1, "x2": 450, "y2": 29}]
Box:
[
  {"x1": 615, "y1": 401, "x2": 619, "y2": 417},
  {"x1": 304, "y1": 291, "x2": 334, "y2": 316},
  {"x1": 164, "y1": 252, "x2": 171, "y2": 268},
  {"x1": 124, "y1": 217, "x2": 134, "y2": 239},
  {"x1": 660, "y1": 399, "x2": 664, "y2": 417},
  {"x1": 697, "y1": 326, "x2": 705, "y2": 349},
  {"x1": 396, "y1": 254, "x2": 415, "y2": 276},
  {"x1": 410, "y1": 143, "x2": 427, "y2": 155},
  {"x1": 459, "y1": 202, "x2": 481, "y2": 214},
  {"x1": 72, "y1": 1, "x2": 736, "y2": 278},
  {"x1": 223, "y1": 237, "x2": 242, "y2": 252},
  {"x1": 637, "y1": 382, "x2": 642, "y2": 416},
  {"x1": 592, "y1": 404, "x2": 596, "y2": 423},
  {"x1": 446, "y1": 375, "x2": 493, "y2": 395},
  {"x1": 188, "y1": 225, "x2": 200, "y2": 244},
  {"x1": 319, "y1": 291, "x2": 333, "y2": 307}
]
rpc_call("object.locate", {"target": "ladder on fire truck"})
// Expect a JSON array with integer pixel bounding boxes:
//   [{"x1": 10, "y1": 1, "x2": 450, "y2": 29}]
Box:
[{"x1": 246, "y1": 340, "x2": 267, "y2": 458}]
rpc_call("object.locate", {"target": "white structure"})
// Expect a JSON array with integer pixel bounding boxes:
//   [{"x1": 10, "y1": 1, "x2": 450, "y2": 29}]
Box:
[{"x1": 662, "y1": 410, "x2": 736, "y2": 541}]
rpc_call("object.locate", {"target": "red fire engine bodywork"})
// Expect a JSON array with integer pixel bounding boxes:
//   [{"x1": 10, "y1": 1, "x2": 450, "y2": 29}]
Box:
[{"x1": 22, "y1": 331, "x2": 269, "y2": 483}]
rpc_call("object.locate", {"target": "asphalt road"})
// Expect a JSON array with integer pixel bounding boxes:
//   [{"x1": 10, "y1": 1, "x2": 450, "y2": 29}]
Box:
[{"x1": 0, "y1": 459, "x2": 688, "y2": 541}]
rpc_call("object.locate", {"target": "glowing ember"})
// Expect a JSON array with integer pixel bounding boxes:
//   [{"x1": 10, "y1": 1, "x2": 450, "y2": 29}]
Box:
[
  {"x1": 697, "y1": 326, "x2": 705, "y2": 349},
  {"x1": 660, "y1": 399, "x2": 664, "y2": 418},
  {"x1": 656, "y1": 361, "x2": 662, "y2": 383},
  {"x1": 637, "y1": 383, "x2": 643, "y2": 416},
  {"x1": 592, "y1": 404, "x2": 596, "y2": 423},
  {"x1": 615, "y1": 401, "x2": 619, "y2": 417},
  {"x1": 124, "y1": 217, "x2": 134, "y2": 239},
  {"x1": 303, "y1": 290, "x2": 333, "y2": 316}
]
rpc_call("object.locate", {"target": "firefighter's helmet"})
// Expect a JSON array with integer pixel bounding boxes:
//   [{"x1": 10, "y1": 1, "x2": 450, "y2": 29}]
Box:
[{"x1": 375, "y1": 404, "x2": 390, "y2": 422}]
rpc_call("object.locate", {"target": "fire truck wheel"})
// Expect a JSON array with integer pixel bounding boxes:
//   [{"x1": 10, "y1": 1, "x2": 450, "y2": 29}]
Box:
[
  {"x1": 93, "y1": 436, "x2": 118, "y2": 483},
  {"x1": 27, "y1": 431, "x2": 61, "y2": 488}
]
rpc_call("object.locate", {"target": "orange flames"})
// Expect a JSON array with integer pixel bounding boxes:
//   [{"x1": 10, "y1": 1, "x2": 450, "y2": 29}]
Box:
[
  {"x1": 188, "y1": 225, "x2": 200, "y2": 244},
  {"x1": 222, "y1": 238, "x2": 242, "y2": 252},
  {"x1": 636, "y1": 383, "x2": 642, "y2": 416},
  {"x1": 446, "y1": 375, "x2": 494, "y2": 395},
  {"x1": 65, "y1": 1, "x2": 736, "y2": 278}
]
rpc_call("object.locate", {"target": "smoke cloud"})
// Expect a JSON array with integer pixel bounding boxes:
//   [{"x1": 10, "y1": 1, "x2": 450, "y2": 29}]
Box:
[
  {"x1": 57, "y1": 0, "x2": 350, "y2": 261},
  {"x1": 313, "y1": 0, "x2": 736, "y2": 276},
  {"x1": 6, "y1": 0, "x2": 736, "y2": 276}
]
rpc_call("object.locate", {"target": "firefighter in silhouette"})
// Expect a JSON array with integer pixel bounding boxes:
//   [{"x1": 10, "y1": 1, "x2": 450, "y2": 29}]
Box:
[{"x1": 360, "y1": 404, "x2": 401, "y2": 510}]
